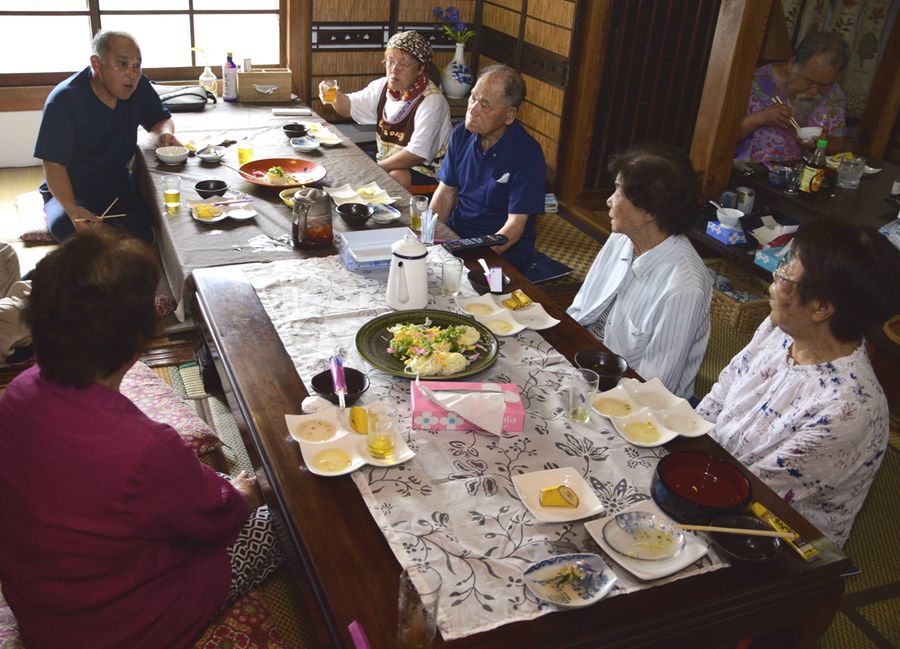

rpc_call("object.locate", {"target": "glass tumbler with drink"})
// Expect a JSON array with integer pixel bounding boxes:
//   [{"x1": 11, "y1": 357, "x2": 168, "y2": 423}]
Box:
[
  {"x1": 409, "y1": 196, "x2": 428, "y2": 236},
  {"x1": 837, "y1": 156, "x2": 866, "y2": 189},
  {"x1": 367, "y1": 404, "x2": 398, "y2": 460},
  {"x1": 567, "y1": 368, "x2": 599, "y2": 424},
  {"x1": 238, "y1": 139, "x2": 254, "y2": 166},
  {"x1": 397, "y1": 565, "x2": 442, "y2": 649},
  {"x1": 441, "y1": 257, "x2": 464, "y2": 297},
  {"x1": 322, "y1": 79, "x2": 339, "y2": 104},
  {"x1": 163, "y1": 177, "x2": 181, "y2": 215}
]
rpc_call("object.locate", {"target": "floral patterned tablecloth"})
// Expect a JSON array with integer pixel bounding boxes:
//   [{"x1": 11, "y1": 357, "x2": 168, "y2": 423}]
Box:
[{"x1": 243, "y1": 249, "x2": 726, "y2": 640}]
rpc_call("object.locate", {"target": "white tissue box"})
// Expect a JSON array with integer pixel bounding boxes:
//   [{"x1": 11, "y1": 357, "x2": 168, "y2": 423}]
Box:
[{"x1": 411, "y1": 381, "x2": 524, "y2": 433}]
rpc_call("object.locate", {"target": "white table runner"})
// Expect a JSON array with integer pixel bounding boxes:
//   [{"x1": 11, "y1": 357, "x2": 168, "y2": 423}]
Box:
[{"x1": 244, "y1": 249, "x2": 726, "y2": 640}]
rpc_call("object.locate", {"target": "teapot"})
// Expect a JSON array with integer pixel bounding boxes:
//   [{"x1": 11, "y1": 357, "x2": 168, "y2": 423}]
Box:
[
  {"x1": 292, "y1": 188, "x2": 333, "y2": 248},
  {"x1": 386, "y1": 235, "x2": 428, "y2": 310}
]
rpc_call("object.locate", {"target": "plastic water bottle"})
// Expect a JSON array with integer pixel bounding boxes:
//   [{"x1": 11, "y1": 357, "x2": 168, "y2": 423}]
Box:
[
  {"x1": 222, "y1": 52, "x2": 238, "y2": 102},
  {"x1": 198, "y1": 64, "x2": 217, "y2": 95}
]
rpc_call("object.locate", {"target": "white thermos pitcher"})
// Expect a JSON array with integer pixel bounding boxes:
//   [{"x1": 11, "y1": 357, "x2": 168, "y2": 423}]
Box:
[{"x1": 386, "y1": 235, "x2": 428, "y2": 310}]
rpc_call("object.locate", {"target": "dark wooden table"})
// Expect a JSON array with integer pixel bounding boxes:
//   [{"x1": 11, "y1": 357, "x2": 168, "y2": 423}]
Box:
[{"x1": 192, "y1": 248, "x2": 851, "y2": 649}]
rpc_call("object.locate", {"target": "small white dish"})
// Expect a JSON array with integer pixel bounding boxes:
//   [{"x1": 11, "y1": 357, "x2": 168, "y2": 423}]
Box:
[
  {"x1": 523, "y1": 553, "x2": 617, "y2": 609},
  {"x1": 190, "y1": 201, "x2": 257, "y2": 224},
  {"x1": 370, "y1": 203, "x2": 401, "y2": 224},
  {"x1": 510, "y1": 303, "x2": 560, "y2": 330},
  {"x1": 655, "y1": 400, "x2": 713, "y2": 438},
  {"x1": 290, "y1": 136, "x2": 321, "y2": 153},
  {"x1": 863, "y1": 166, "x2": 881, "y2": 175},
  {"x1": 611, "y1": 411, "x2": 677, "y2": 448},
  {"x1": 620, "y1": 377, "x2": 683, "y2": 410},
  {"x1": 512, "y1": 467, "x2": 604, "y2": 523},
  {"x1": 455, "y1": 294, "x2": 504, "y2": 317},
  {"x1": 285, "y1": 412, "x2": 343, "y2": 444},
  {"x1": 591, "y1": 385, "x2": 641, "y2": 419},
  {"x1": 601, "y1": 511, "x2": 685, "y2": 561},
  {"x1": 190, "y1": 203, "x2": 227, "y2": 223},
  {"x1": 474, "y1": 309, "x2": 526, "y2": 337},
  {"x1": 314, "y1": 128, "x2": 342, "y2": 146},
  {"x1": 293, "y1": 424, "x2": 415, "y2": 477},
  {"x1": 225, "y1": 206, "x2": 258, "y2": 220},
  {"x1": 197, "y1": 146, "x2": 225, "y2": 163},
  {"x1": 584, "y1": 501, "x2": 709, "y2": 581}
]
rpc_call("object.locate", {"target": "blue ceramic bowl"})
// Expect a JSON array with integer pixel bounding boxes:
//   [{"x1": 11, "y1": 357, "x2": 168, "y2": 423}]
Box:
[{"x1": 651, "y1": 451, "x2": 752, "y2": 525}]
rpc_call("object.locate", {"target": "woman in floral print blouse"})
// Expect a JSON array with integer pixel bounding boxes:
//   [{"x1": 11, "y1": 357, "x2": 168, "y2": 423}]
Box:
[{"x1": 696, "y1": 223, "x2": 900, "y2": 547}]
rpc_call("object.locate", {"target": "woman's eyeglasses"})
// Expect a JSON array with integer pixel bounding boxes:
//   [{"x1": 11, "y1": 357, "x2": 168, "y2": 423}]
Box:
[
  {"x1": 772, "y1": 255, "x2": 799, "y2": 287},
  {"x1": 381, "y1": 59, "x2": 415, "y2": 71}
]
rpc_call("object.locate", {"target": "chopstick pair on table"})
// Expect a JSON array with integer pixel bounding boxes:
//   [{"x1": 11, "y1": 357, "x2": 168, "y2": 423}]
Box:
[
  {"x1": 770, "y1": 96, "x2": 803, "y2": 133},
  {"x1": 75, "y1": 197, "x2": 126, "y2": 222}
]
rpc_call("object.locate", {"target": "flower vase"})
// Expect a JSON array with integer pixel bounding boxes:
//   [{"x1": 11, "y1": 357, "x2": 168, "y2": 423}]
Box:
[{"x1": 441, "y1": 42, "x2": 474, "y2": 99}]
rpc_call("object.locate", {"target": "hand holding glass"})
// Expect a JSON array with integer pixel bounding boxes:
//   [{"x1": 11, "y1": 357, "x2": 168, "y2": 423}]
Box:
[{"x1": 322, "y1": 79, "x2": 339, "y2": 104}]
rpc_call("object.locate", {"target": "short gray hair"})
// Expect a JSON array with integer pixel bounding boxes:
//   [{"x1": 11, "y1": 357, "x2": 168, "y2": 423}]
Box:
[
  {"x1": 92, "y1": 30, "x2": 138, "y2": 60},
  {"x1": 794, "y1": 31, "x2": 849, "y2": 70},
  {"x1": 479, "y1": 64, "x2": 526, "y2": 109}
]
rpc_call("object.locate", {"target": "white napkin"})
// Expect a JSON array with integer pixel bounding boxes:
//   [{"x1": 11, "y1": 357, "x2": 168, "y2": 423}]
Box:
[
  {"x1": 417, "y1": 384, "x2": 506, "y2": 435},
  {"x1": 752, "y1": 218, "x2": 799, "y2": 247},
  {"x1": 272, "y1": 107, "x2": 313, "y2": 116}
]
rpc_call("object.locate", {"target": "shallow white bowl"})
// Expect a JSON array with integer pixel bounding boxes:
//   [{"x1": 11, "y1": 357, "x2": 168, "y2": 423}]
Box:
[
  {"x1": 156, "y1": 145, "x2": 189, "y2": 165},
  {"x1": 716, "y1": 207, "x2": 743, "y2": 227},
  {"x1": 796, "y1": 126, "x2": 822, "y2": 142}
]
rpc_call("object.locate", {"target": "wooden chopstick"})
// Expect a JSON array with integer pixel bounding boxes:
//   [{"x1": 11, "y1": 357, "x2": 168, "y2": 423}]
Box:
[
  {"x1": 677, "y1": 523, "x2": 795, "y2": 540},
  {"x1": 770, "y1": 97, "x2": 803, "y2": 133},
  {"x1": 99, "y1": 197, "x2": 119, "y2": 218},
  {"x1": 75, "y1": 212, "x2": 126, "y2": 222}
]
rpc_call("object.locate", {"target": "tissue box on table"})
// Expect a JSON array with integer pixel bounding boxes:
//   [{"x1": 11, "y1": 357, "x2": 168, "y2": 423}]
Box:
[
  {"x1": 411, "y1": 381, "x2": 524, "y2": 433},
  {"x1": 754, "y1": 245, "x2": 787, "y2": 272},
  {"x1": 706, "y1": 220, "x2": 746, "y2": 245}
]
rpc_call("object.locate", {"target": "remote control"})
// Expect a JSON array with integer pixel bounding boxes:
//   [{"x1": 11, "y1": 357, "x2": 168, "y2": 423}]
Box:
[{"x1": 442, "y1": 234, "x2": 509, "y2": 254}]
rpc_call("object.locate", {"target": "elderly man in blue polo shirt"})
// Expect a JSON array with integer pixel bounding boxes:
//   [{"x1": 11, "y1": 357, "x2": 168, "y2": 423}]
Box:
[{"x1": 431, "y1": 64, "x2": 546, "y2": 272}]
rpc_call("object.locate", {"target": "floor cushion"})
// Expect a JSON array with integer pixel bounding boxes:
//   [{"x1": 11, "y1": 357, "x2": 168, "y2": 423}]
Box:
[
  {"x1": 14, "y1": 192, "x2": 54, "y2": 244},
  {"x1": 120, "y1": 360, "x2": 222, "y2": 457},
  {"x1": 0, "y1": 589, "x2": 25, "y2": 649},
  {"x1": 192, "y1": 587, "x2": 286, "y2": 649}
]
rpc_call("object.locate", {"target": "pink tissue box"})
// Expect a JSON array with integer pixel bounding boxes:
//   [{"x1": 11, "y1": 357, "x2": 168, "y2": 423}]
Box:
[{"x1": 411, "y1": 381, "x2": 525, "y2": 433}]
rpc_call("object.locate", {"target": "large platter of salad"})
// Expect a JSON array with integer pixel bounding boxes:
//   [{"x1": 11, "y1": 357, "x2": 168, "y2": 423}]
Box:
[
  {"x1": 355, "y1": 310, "x2": 499, "y2": 379},
  {"x1": 238, "y1": 157, "x2": 326, "y2": 188}
]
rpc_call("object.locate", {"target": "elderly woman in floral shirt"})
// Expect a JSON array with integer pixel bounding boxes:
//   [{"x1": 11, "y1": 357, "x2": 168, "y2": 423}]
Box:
[
  {"x1": 696, "y1": 223, "x2": 900, "y2": 547},
  {"x1": 736, "y1": 31, "x2": 848, "y2": 162}
]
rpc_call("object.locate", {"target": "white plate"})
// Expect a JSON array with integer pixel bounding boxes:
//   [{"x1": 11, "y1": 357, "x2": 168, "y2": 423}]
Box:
[
  {"x1": 863, "y1": 166, "x2": 881, "y2": 175},
  {"x1": 512, "y1": 467, "x2": 604, "y2": 523},
  {"x1": 523, "y1": 553, "x2": 617, "y2": 608},
  {"x1": 620, "y1": 377, "x2": 683, "y2": 410},
  {"x1": 584, "y1": 500, "x2": 709, "y2": 581},
  {"x1": 510, "y1": 303, "x2": 560, "y2": 330},
  {"x1": 370, "y1": 203, "x2": 401, "y2": 224},
  {"x1": 611, "y1": 411, "x2": 677, "y2": 448},
  {"x1": 654, "y1": 400, "x2": 713, "y2": 438},
  {"x1": 474, "y1": 309, "x2": 526, "y2": 337},
  {"x1": 285, "y1": 412, "x2": 343, "y2": 444},
  {"x1": 455, "y1": 294, "x2": 504, "y2": 317},
  {"x1": 591, "y1": 385, "x2": 641, "y2": 419},
  {"x1": 313, "y1": 128, "x2": 342, "y2": 146},
  {"x1": 290, "y1": 422, "x2": 415, "y2": 477},
  {"x1": 325, "y1": 183, "x2": 397, "y2": 206},
  {"x1": 190, "y1": 201, "x2": 257, "y2": 224}
]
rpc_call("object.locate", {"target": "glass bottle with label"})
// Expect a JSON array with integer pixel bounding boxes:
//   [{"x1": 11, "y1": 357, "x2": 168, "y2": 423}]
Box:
[
  {"x1": 199, "y1": 64, "x2": 217, "y2": 95},
  {"x1": 222, "y1": 52, "x2": 238, "y2": 102},
  {"x1": 799, "y1": 137, "x2": 827, "y2": 194}
]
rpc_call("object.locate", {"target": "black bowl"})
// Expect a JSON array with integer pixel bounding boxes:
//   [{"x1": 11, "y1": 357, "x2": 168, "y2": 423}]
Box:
[
  {"x1": 467, "y1": 269, "x2": 511, "y2": 295},
  {"x1": 337, "y1": 202, "x2": 373, "y2": 226},
  {"x1": 651, "y1": 451, "x2": 752, "y2": 525},
  {"x1": 708, "y1": 514, "x2": 783, "y2": 563},
  {"x1": 309, "y1": 367, "x2": 370, "y2": 405},
  {"x1": 194, "y1": 179, "x2": 229, "y2": 199},
  {"x1": 283, "y1": 123, "x2": 308, "y2": 139},
  {"x1": 574, "y1": 350, "x2": 628, "y2": 391}
]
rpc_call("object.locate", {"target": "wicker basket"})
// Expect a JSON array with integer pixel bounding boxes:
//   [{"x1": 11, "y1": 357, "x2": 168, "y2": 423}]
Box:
[{"x1": 695, "y1": 258, "x2": 772, "y2": 399}]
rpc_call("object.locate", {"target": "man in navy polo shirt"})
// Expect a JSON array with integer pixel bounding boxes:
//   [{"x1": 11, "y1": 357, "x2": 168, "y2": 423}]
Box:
[
  {"x1": 431, "y1": 65, "x2": 546, "y2": 272},
  {"x1": 34, "y1": 30, "x2": 180, "y2": 242}
]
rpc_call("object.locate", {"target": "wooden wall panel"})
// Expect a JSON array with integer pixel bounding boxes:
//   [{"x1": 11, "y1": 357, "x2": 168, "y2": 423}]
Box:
[
  {"x1": 312, "y1": 51, "x2": 383, "y2": 76},
  {"x1": 488, "y1": 0, "x2": 522, "y2": 11},
  {"x1": 482, "y1": 3, "x2": 520, "y2": 38},
  {"x1": 524, "y1": 75, "x2": 564, "y2": 116},
  {"x1": 524, "y1": 17, "x2": 571, "y2": 57},
  {"x1": 313, "y1": 0, "x2": 390, "y2": 23},
  {"x1": 524, "y1": 126, "x2": 558, "y2": 174},
  {"x1": 519, "y1": 101, "x2": 561, "y2": 141},
  {"x1": 399, "y1": 1, "x2": 475, "y2": 23},
  {"x1": 527, "y1": 1, "x2": 576, "y2": 27}
]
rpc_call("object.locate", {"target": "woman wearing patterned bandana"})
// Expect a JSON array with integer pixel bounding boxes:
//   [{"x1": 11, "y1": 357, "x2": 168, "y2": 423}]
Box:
[{"x1": 320, "y1": 31, "x2": 452, "y2": 190}]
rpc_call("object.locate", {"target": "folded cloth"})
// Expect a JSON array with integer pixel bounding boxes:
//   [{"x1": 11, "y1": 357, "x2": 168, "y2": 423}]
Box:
[
  {"x1": 272, "y1": 108, "x2": 313, "y2": 116},
  {"x1": 416, "y1": 382, "x2": 506, "y2": 435}
]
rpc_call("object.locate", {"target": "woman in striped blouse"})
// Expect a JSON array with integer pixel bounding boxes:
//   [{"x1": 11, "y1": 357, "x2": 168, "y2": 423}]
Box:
[{"x1": 567, "y1": 144, "x2": 712, "y2": 399}]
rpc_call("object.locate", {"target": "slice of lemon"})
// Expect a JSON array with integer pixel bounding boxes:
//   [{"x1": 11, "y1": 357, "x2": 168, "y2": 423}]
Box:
[
  {"x1": 349, "y1": 406, "x2": 368, "y2": 434},
  {"x1": 539, "y1": 485, "x2": 579, "y2": 508}
]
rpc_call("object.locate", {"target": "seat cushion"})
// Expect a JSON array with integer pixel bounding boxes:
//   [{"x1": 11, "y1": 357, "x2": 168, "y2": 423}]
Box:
[
  {"x1": 0, "y1": 588, "x2": 25, "y2": 649},
  {"x1": 120, "y1": 361, "x2": 222, "y2": 457},
  {"x1": 14, "y1": 192, "x2": 54, "y2": 244},
  {"x1": 192, "y1": 587, "x2": 286, "y2": 649}
]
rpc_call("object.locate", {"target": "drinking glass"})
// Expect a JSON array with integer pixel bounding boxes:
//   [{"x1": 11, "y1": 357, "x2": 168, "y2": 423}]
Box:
[
  {"x1": 163, "y1": 176, "x2": 181, "y2": 214},
  {"x1": 322, "y1": 79, "x2": 339, "y2": 104},
  {"x1": 441, "y1": 258, "x2": 463, "y2": 296},
  {"x1": 397, "y1": 565, "x2": 442, "y2": 649},
  {"x1": 783, "y1": 164, "x2": 802, "y2": 195},
  {"x1": 836, "y1": 156, "x2": 866, "y2": 189},
  {"x1": 238, "y1": 139, "x2": 254, "y2": 165},
  {"x1": 567, "y1": 368, "x2": 599, "y2": 423},
  {"x1": 409, "y1": 196, "x2": 428, "y2": 235},
  {"x1": 367, "y1": 404, "x2": 398, "y2": 460}
]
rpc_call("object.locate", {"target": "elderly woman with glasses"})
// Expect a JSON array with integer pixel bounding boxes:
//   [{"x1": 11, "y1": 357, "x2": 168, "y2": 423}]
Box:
[
  {"x1": 697, "y1": 223, "x2": 900, "y2": 547},
  {"x1": 320, "y1": 31, "x2": 452, "y2": 190}
]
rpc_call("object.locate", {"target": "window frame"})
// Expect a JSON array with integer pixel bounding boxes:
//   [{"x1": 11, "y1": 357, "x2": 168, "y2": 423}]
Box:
[{"x1": 0, "y1": 1, "x2": 285, "y2": 89}]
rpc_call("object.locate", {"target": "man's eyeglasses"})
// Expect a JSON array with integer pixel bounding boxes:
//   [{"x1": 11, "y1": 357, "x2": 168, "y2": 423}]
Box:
[
  {"x1": 772, "y1": 255, "x2": 799, "y2": 287},
  {"x1": 381, "y1": 59, "x2": 415, "y2": 71}
]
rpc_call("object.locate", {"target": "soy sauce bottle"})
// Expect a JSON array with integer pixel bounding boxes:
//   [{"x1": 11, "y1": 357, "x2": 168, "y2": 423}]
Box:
[{"x1": 799, "y1": 137, "x2": 827, "y2": 194}]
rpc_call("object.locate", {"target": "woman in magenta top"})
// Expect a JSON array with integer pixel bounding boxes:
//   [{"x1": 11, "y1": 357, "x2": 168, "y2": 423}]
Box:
[{"x1": 0, "y1": 230, "x2": 278, "y2": 649}]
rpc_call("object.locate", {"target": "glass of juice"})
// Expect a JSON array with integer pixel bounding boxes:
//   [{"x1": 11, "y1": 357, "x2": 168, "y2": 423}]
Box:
[
  {"x1": 367, "y1": 405, "x2": 398, "y2": 460},
  {"x1": 163, "y1": 177, "x2": 181, "y2": 214},
  {"x1": 322, "y1": 79, "x2": 339, "y2": 104},
  {"x1": 237, "y1": 139, "x2": 253, "y2": 166}
]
